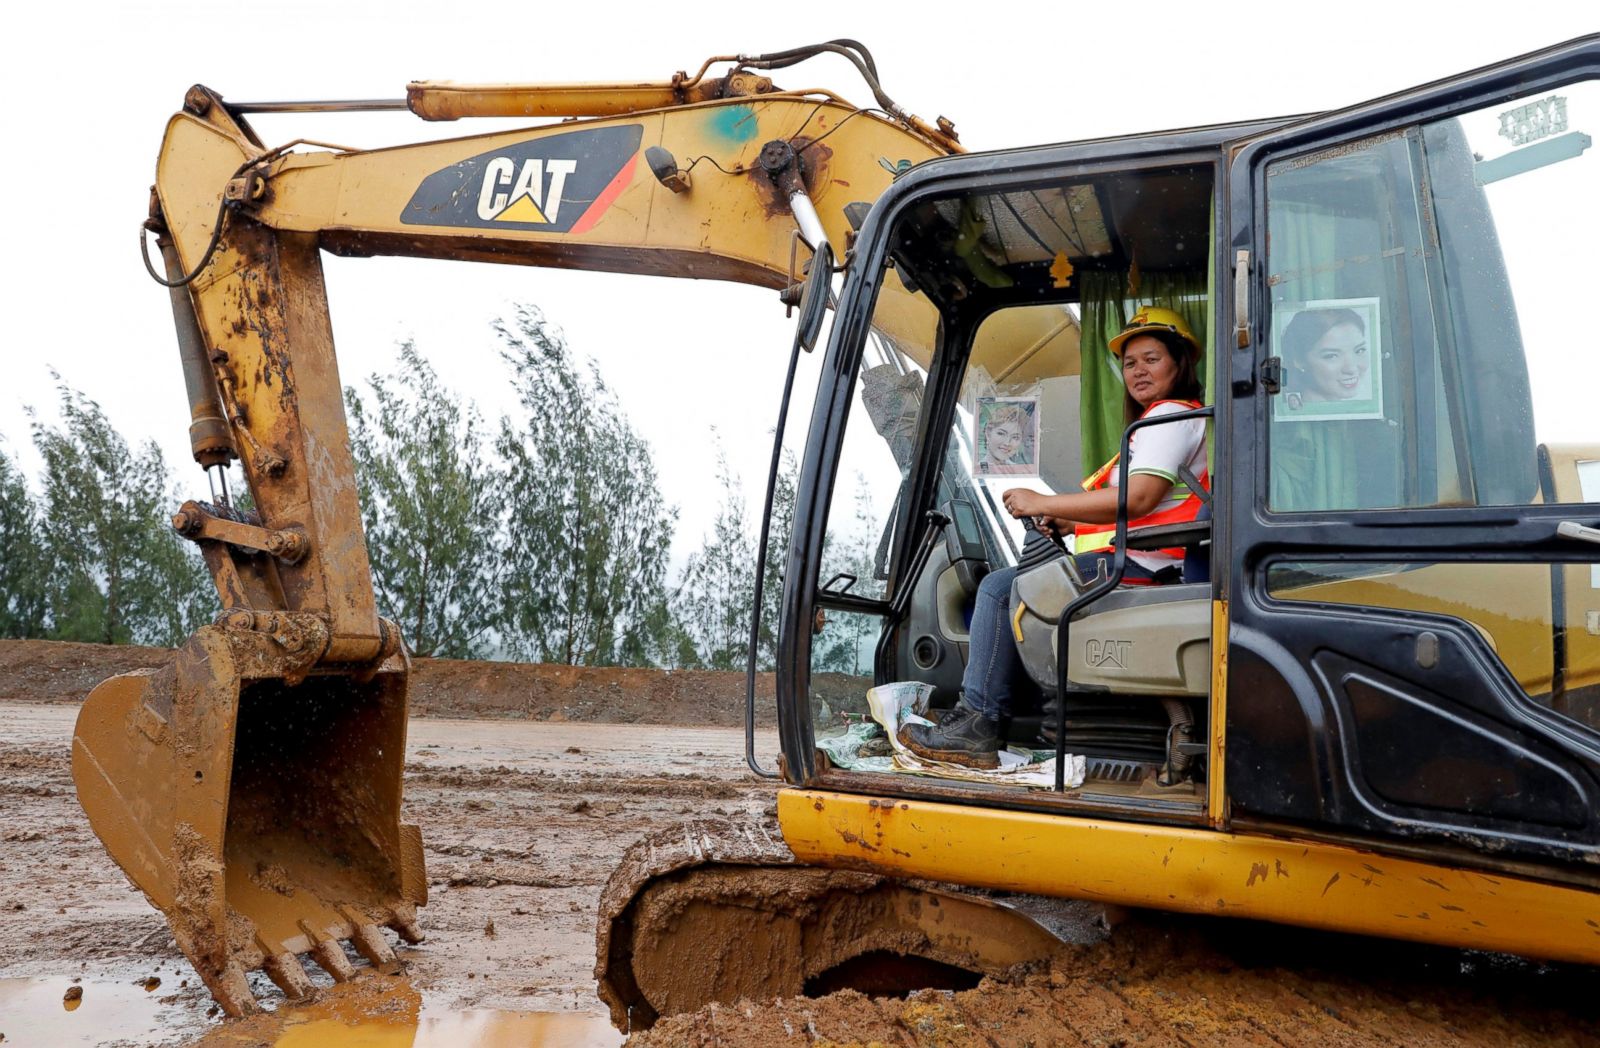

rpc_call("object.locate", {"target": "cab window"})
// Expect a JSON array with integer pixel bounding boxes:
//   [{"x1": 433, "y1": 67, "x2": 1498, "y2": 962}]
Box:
[{"x1": 1265, "y1": 80, "x2": 1600, "y2": 511}]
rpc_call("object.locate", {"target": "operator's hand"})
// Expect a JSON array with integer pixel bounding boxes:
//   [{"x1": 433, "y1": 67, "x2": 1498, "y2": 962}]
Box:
[{"x1": 1001, "y1": 488, "x2": 1047, "y2": 519}]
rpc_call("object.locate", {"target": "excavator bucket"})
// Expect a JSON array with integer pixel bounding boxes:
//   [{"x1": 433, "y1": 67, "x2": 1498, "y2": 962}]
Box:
[{"x1": 70, "y1": 624, "x2": 427, "y2": 1015}]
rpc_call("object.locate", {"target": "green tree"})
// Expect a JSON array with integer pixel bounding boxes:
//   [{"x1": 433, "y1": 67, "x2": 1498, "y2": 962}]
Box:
[
  {"x1": 634, "y1": 595, "x2": 703, "y2": 670},
  {"x1": 29, "y1": 380, "x2": 213, "y2": 646},
  {"x1": 346, "y1": 342, "x2": 504, "y2": 658},
  {"x1": 495, "y1": 305, "x2": 677, "y2": 666},
  {"x1": 674, "y1": 450, "x2": 758, "y2": 670},
  {"x1": 812, "y1": 473, "x2": 879, "y2": 675},
  {"x1": 755, "y1": 446, "x2": 800, "y2": 671},
  {"x1": 0, "y1": 444, "x2": 48, "y2": 638}
]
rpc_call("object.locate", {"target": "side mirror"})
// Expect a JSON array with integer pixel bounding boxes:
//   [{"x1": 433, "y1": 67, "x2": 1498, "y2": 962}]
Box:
[{"x1": 797, "y1": 242, "x2": 834, "y2": 352}]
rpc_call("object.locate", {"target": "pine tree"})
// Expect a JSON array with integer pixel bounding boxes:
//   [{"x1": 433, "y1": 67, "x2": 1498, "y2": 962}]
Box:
[
  {"x1": 755, "y1": 446, "x2": 800, "y2": 671},
  {"x1": 346, "y1": 343, "x2": 504, "y2": 659},
  {"x1": 29, "y1": 380, "x2": 213, "y2": 646},
  {"x1": 674, "y1": 450, "x2": 758, "y2": 670},
  {"x1": 812, "y1": 472, "x2": 881, "y2": 675},
  {"x1": 0, "y1": 445, "x2": 47, "y2": 638},
  {"x1": 495, "y1": 305, "x2": 677, "y2": 666}
]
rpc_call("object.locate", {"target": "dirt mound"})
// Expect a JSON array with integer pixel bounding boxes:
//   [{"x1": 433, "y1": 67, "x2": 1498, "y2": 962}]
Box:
[
  {"x1": 0, "y1": 639, "x2": 170, "y2": 705},
  {"x1": 408, "y1": 657, "x2": 771, "y2": 725},
  {"x1": 0, "y1": 639, "x2": 881, "y2": 727}
]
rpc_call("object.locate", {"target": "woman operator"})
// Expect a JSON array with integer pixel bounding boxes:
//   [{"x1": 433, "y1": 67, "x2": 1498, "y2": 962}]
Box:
[{"x1": 900, "y1": 306, "x2": 1208, "y2": 769}]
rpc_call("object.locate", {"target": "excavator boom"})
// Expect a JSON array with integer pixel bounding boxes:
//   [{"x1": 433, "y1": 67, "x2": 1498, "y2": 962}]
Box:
[{"x1": 72, "y1": 51, "x2": 993, "y2": 1017}]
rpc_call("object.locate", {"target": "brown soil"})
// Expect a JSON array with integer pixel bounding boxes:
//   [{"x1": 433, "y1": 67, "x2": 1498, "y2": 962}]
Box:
[
  {"x1": 5, "y1": 638, "x2": 1600, "y2": 1047},
  {"x1": 634, "y1": 914, "x2": 1600, "y2": 1046},
  {"x1": 0, "y1": 638, "x2": 866, "y2": 727}
]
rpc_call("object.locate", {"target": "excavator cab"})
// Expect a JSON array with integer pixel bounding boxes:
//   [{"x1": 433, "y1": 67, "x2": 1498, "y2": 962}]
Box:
[
  {"x1": 793, "y1": 150, "x2": 1225, "y2": 803},
  {"x1": 776, "y1": 36, "x2": 1600, "y2": 969}
]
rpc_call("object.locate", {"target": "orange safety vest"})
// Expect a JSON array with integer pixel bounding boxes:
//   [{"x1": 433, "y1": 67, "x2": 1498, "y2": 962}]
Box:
[{"x1": 1074, "y1": 399, "x2": 1208, "y2": 563}]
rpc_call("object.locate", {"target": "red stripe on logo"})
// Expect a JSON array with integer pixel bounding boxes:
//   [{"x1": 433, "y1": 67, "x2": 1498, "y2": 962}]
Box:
[{"x1": 569, "y1": 152, "x2": 639, "y2": 235}]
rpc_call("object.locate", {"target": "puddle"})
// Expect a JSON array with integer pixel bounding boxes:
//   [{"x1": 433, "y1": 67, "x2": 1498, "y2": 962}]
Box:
[
  {"x1": 0, "y1": 976, "x2": 208, "y2": 1047},
  {"x1": 186, "y1": 975, "x2": 623, "y2": 1048},
  {"x1": 272, "y1": 1007, "x2": 622, "y2": 1047},
  {"x1": 2, "y1": 972, "x2": 621, "y2": 1047}
]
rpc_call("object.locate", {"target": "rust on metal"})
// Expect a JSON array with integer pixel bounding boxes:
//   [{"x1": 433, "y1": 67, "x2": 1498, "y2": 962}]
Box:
[
  {"x1": 749, "y1": 135, "x2": 835, "y2": 220},
  {"x1": 172, "y1": 500, "x2": 308, "y2": 563}
]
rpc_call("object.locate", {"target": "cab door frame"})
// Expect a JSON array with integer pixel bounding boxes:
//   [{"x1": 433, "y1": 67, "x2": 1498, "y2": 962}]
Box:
[
  {"x1": 779, "y1": 119, "x2": 1285, "y2": 795},
  {"x1": 1221, "y1": 35, "x2": 1600, "y2": 867}
]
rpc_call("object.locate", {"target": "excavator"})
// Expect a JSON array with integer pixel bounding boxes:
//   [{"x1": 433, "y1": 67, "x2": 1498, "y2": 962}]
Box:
[{"x1": 71, "y1": 35, "x2": 1600, "y2": 1031}]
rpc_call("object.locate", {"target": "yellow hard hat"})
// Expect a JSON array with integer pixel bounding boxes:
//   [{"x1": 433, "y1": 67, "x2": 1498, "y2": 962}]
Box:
[{"x1": 1108, "y1": 306, "x2": 1201, "y2": 358}]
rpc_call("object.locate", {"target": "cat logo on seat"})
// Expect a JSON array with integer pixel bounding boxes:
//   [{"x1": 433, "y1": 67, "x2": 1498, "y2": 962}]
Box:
[{"x1": 1085, "y1": 639, "x2": 1133, "y2": 669}]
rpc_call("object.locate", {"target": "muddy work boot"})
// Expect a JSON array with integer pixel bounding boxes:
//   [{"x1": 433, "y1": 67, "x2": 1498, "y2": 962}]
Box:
[{"x1": 898, "y1": 705, "x2": 1001, "y2": 769}]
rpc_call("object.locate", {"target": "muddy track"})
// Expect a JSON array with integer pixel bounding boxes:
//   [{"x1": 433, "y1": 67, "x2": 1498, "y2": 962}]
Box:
[
  {"x1": 4, "y1": 639, "x2": 1600, "y2": 1045},
  {"x1": 634, "y1": 912, "x2": 1600, "y2": 1046}
]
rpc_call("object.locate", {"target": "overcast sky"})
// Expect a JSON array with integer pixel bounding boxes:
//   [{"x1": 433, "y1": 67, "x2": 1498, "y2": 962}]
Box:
[{"x1": 2, "y1": 5, "x2": 1594, "y2": 566}]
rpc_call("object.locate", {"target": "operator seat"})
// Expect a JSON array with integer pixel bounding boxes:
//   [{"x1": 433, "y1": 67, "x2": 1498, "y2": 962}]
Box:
[{"x1": 1008, "y1": 534, "x2": 1211, "y2": 701}]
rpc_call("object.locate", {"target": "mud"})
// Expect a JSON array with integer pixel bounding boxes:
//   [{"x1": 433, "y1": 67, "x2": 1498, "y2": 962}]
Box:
[
  {"x1": 7, "y1": 638, "x2": 1600, "y2": 1045},
  {"x1": 612, "y1": 860, "x2": 1083, "y2": 1030},
  {"x1": 634, "y1": 915, "x2": 1600, "y2": 1047},
  {"x1": 0, "y1": 700, "x2": 779, "y2": 1047}
]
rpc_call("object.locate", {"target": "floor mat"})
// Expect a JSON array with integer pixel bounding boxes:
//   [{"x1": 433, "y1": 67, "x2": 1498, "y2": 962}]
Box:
[{"x1": 816, "y1": 682, "x2": 1085, "y2": 789}]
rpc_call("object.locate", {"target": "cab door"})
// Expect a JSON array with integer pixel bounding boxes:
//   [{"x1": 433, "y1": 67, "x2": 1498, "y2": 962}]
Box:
[{"x1": 1222, "y1": 36, "x2": 1600, "y2": 865}]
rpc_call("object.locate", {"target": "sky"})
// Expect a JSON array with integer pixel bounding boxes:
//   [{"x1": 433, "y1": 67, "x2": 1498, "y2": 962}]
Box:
[{"x1": 1, "y1": 4, "x2": 1595, "y2": 567}]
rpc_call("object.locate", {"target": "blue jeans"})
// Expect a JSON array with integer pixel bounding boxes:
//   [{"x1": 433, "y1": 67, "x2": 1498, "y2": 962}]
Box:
[{"x1": 961, "y1": 553, "x2": 1155, "y2": 720}]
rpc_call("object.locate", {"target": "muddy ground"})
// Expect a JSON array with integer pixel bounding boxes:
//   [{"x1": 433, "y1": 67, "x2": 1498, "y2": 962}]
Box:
[{"x1": 4, "y1": 639, "x2": 1600, "y2": 1046}]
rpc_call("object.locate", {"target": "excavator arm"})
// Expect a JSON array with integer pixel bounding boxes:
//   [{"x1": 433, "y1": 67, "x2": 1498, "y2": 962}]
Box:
[{"x1": 73, "y1": 54, "x2": 968, "y2": 1017}]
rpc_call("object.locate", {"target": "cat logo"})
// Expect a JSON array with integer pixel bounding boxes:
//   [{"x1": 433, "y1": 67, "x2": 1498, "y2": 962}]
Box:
[
  {"x1": 1085, "y1": 639, "x2": 1133, "y2": 670},
  {"x1": 477, "y1": 158, "x2": 578, "y2": 223},
  {"x1": 402, "y1": 124, "x2": 643, "y2": 236}
]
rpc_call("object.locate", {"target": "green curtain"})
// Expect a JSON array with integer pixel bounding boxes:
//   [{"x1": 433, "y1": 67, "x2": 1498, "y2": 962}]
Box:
[{"x1": 1078, "y1": 269, "x2": 1211, "y2": 477}]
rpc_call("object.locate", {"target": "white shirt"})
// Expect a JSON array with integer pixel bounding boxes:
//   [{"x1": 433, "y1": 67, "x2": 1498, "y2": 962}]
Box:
[{"x1": 1107, "y1": 401, "x2": 1207, "y2": 572}]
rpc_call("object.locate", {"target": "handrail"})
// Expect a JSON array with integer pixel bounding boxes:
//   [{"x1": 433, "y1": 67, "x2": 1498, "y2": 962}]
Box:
[
  {"x1": 743, "y1": 325, "x2": 811, "y2": 781},
  {"x1": 1051, "y1": 406, "x2": 1214, "y2": 790}
]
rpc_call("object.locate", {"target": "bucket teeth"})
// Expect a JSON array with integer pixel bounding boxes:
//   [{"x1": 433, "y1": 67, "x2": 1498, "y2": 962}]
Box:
[
  {"x1": 214, "y1": 963, "x2": 260, "y2": 1017},
  {"x1": 263, "y1": 952, "x2": 314, "y2": 999},
  {"x1": 392, "y1": 918, "x2": 425, "y2": 945},
  {"x1": 351, "y1": 923, "x2": 397, "y2": 967},
  {"x1": 311, "y1": 939, "x2": 357, "y2": 983}
]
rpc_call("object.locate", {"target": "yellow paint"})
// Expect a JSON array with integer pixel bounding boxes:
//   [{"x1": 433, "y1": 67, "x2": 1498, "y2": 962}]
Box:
[
  {"x1": 779, "y1": 789, "x2": 1600, "y2": 966},
  {"x1": 1272, "y1": 562, "x2": 1597, "y2": 693},
  {"x1": 494, "y1": 195, "x2": 549, "y2": 223},
  {"x1": 1208, "y1": 599, "x2": 1228, "y2": 828},
  {"x1": 1050, "y1": 250, "x2": 1074, "y2": 289},
  {"x1": 972, "y1": 301, "x2": 1082, "y2": 387},
  {"x1": 1275, "y1": 563, "x2": 1542, "y2": 660}
]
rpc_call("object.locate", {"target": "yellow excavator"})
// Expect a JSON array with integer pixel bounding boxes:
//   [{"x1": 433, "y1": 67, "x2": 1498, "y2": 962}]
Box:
[{"x1": 73, "y1": 36, "x2": 1600, "y2": 1030}]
